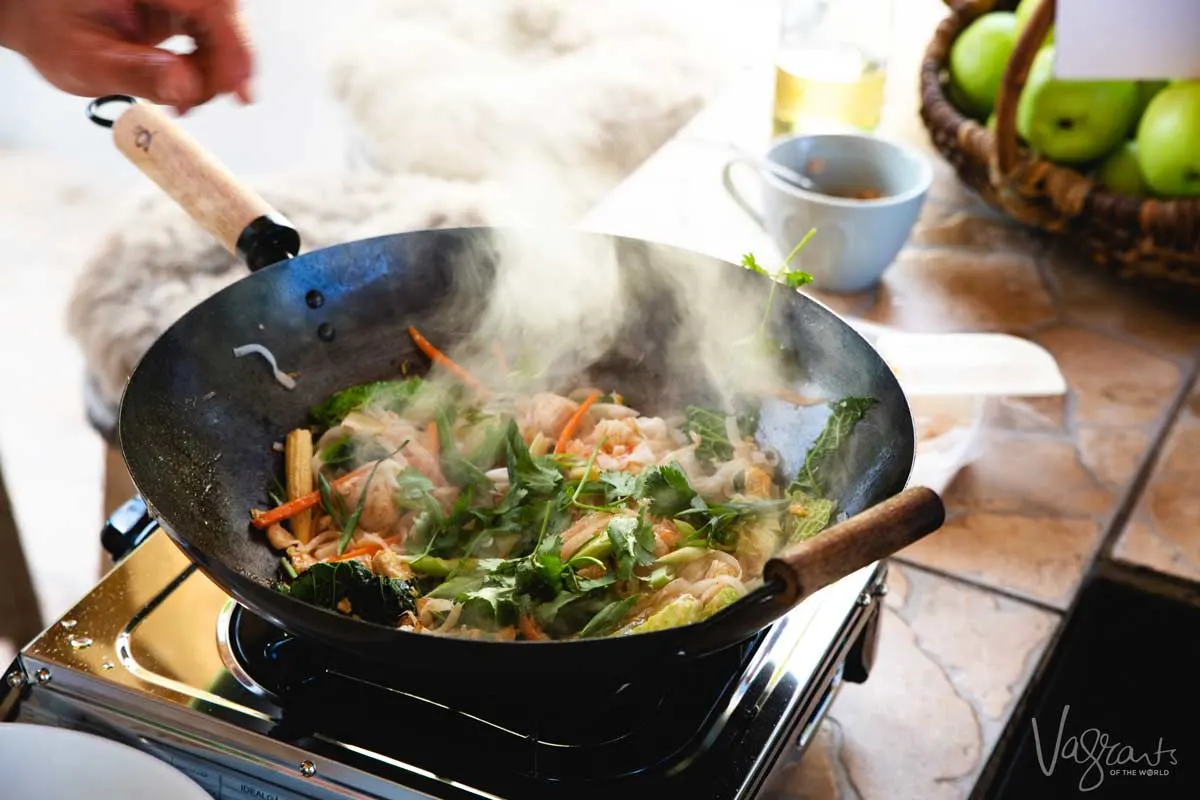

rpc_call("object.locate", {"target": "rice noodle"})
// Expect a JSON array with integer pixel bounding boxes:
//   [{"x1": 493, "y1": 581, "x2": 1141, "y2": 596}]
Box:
[{"x1": 233, "y1": 343, "x2": 296, "y2": 389}]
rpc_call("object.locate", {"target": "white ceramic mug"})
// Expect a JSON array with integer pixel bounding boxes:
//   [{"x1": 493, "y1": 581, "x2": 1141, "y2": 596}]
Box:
[{"x1": 722, "y1": 133, "x2": 933, "y2": 293}]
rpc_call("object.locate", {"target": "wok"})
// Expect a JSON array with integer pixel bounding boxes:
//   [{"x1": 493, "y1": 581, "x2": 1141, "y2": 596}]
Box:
[{"x1": 89, "y1": 96, "x2": 945, "y2": 674}]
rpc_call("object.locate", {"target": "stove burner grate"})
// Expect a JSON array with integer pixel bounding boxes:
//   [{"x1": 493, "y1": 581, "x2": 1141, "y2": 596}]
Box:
[{"x1": 221, "y1": 604, "x2": 767, "y2": 782}]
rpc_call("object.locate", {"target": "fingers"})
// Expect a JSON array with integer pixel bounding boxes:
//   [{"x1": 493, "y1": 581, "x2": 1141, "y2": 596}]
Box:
[
  {"x1": 163, "y1": 0, "x2": 254, "y2": 104},
  {"x1": 56, "y1": 31, "x2": 206, "y2": 108}
]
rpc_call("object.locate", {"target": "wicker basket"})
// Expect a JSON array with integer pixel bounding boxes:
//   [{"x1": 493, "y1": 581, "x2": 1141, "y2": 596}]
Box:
[{"x1": 919, "y1": 0, "x2": 1200, "y2": 296}]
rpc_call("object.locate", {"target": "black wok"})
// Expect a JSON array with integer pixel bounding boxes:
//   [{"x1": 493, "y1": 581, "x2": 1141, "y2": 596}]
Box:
[{"x1": 90, "y1": 96, "x2": 945, "y2": 675}]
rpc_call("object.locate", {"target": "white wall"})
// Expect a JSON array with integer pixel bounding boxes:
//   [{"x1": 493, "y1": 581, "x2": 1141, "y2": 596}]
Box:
[{"x1": 0, "y1": 0, "x2": 363, "y2": 189}]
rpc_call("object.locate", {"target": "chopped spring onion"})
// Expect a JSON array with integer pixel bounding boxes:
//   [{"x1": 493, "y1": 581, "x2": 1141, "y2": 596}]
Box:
[{"x1": 233, "y1": 343, "x2": 296, "y2": 390}]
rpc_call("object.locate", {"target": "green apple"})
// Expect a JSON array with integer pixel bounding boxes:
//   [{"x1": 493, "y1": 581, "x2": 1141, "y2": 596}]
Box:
[
  {"x1": 1133, "y1": 80, "x2": 1169, "y2": 121},
  {"x1": 949, "y1": 12, "x2": 1018, "y2": 119},
  {"x1": 1014, "y1": 0, "x2": 1055, "y2": 46},
  {"x1": 1095, "y1": 141, "x2": 1147, "y2": 195},
  {"x1": 1135, "y1": 81, "x2": 1200, "y2": 197},
  {"x1": 1016, "y1": 47, "x2": 1139, "y2": 164}
]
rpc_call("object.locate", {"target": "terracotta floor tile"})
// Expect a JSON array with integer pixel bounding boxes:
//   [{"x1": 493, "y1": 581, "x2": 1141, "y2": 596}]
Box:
[
  {"x1": 862, "y1": 250, "x2": 1057, "y2": 333},
  {"x1": 898, "y1": 513, "x2": 1100, "y2": 608},
  {"x1": 1034, "y1": 326, "x2": 1182, "y2": 427},
  {"x1": 1044, "y1": 243, "x2": 1200, "y2": 361},
  {"x1": 1113, "y1": 381, "x2": 1200, "y2": 581},
  {"x1": 785, "y1": 565, "x2": 1058, "y2": 800},
  {"x1": 943, "y1": 434, "x2": 1114, "y2": 518},
  {"x1": 1113, "y1": 517, "x2": 1200, "y2": 584},
  {"x1": 1077, "y1": 426, "x2": 1154, "y2": 489},
  {"x1": 984, "y1": 396, "x2": 1068, "y2": 434},
  {"x1": 911, "y1": 206, "x2": 1044, "y2": 259}
]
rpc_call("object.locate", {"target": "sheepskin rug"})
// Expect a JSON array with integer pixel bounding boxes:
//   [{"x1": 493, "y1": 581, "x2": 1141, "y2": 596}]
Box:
[{"x1": 68, "y1": 0, "x2": 739, "y2": 418}]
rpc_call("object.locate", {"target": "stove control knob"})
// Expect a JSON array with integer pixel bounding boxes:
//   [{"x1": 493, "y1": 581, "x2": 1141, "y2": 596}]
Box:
[{"x1": 298, "y1": 760, "x2": 316, "y2": 778}]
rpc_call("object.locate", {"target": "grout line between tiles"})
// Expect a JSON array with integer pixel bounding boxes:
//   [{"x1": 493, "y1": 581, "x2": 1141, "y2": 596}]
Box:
[
  {"x1": 970, "y1": 356, "x2": 1200, "y2": 798},
  {"x1": 889, "y1": 557, "x2": 1065, "y2": 616}
]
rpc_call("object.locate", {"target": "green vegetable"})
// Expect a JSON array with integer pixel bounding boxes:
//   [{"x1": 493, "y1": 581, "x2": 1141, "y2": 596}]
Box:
[
  {"x1": 280, "y1": 561, "x2": 417, "y2": 625},
  {"x1": 682, "y1": 404, "x2": 760, "y2": 466},
  {"x1": 309, "y1": 378, "x2": 424, "y2": 428},
  {"x1": 786, "y1": 495, "x2": 836, "y2": 544},
  {"x1": 571, "y1": 531, "x2": 613, "y2": 564},
  {"x1": 645, "y1": 566, "x2": 674, "y2": 591},
  {"x1": 742, "y1": 228, "x2": 816, "y2": 341},
  {"x1": 504, "y1": 420, "x2": 562, "y2": 496},
  {"x1": 280, "y1": 557, "x2": 298, "y2": 579},
  {"x1": 626, "y1": 594, "x2": 702, "y2": 634},
  {"x1": 317, "y1": 436, "x2": 354, "y2": 467},
  {"x1": 579, "y1": 594, "x2": 642, "y2": 638},
  {"x1": 655, "y1": 546, "x2": 709, "y2": 566},
  {"x1": 638, "y1": 462, "x2": 701, "y2": 518},
  {"x1": 599, "y1": 469, "x2": 638, "y2": 504},
  {"x1": 408, "y1": 555, "x2": 462, "y2": 577},
  {"x1": 338, "y1": 441, "x2": 408, "y2": 554},
  {"x1": 435, "y1": 407, "x2": 492, "y2": 491},
  {"x1": 317, "y1": 472, "x2": 347, "y2": 528},
  {"x1": 606, "y1": 514, "x2": 656, "y2": 580},
  {"x1": 789, "y1": 397, "x2": 877, "y2": 497},
  {"x1": 702, "y1": 586, "x2": 742, "y2": 617}
]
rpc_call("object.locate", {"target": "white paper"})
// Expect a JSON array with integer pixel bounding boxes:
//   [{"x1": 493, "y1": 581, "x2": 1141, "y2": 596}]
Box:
[{"x1": 1054, "y1": 0, "x2": 1200, "y2": 79}]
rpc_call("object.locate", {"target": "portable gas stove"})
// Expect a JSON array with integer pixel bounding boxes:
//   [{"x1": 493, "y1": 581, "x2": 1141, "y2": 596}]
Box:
[{"x1": 2, "y1": 497, "x2": 887, "y2": 800}]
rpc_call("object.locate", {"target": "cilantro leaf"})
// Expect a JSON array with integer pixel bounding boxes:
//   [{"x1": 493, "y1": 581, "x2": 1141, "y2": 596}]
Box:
[
  {"x1": 579, "y1": 594, "x2": 641, "y2": 638},
  {"x1": 599, "y1": 469, "x2": 637, "y2": 503},
  {"x1": 310, "y1": 378, "x2": 424, "y2": 428},
  {"x1": 504, "y1": 420, "x2": 562, "y2": 496},
  {"x1": 638, "y1": 462, "x2": 702, "y2": 518},
  {"x1": 606, "y1": 514, "x2": 656, "y2": 580},
  {"x1": 740, "y1": 252, "x2": 769, "y2": 276}
]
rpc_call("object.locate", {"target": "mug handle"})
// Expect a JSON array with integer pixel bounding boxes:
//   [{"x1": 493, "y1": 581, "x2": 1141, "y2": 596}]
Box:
[{"x1": 721, "y1": 157, "x2": 766, "y2": 228}]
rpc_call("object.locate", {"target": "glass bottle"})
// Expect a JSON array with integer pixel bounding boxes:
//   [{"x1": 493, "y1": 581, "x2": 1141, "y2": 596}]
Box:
[{"x1": 772, "y1": 0, "x2": 894, "y2": 137}]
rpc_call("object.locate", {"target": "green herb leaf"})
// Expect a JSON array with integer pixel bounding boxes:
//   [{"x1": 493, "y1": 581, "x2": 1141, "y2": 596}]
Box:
[
  {"x1": 338, "y1": 441, "x2": 408, "y2": 555},
  {"x1": 317, "y1": 472, "x2": 347, "y2": 528},
  {"x1": 317, "y1": 436, "x2": 355, "y2": 467},
  {"x1": 740, "y1": 252, "x2": 769, "y2": 276},
  {"x1": 606, "y1": 514, "x2": 656, "y2": 580},
  {"x1": 579, "y1": 594, "x2": 641, "y2": 638},
  {"x1": 638, "y1": 462, "x2": 702, "y2": 518},
  {"x1": 504, "y1": 420, "x2": 562, "y2": 496},
  {"x1": 599, "y1": 469, "x2": 638, "y2": 503},
  {"x1": 281, "y1": 561, "x2": 417, "y2": 625},
  {"x1": 309, "y1": 378, "x2": 424, "y2": 428}
]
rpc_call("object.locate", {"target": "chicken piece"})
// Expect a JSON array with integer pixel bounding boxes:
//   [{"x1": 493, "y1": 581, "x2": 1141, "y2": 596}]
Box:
[
  {"x1": 516, "y1": 392, "x2": 579, "y2": 442},
  {"x1": 559, "y1": 512, "x2": 614, "y2": 559},
  {"x1": 743, "y1": 466, "x2": 774, "y2": 499},
  {"x1": 372, "y1": 549, "x2": 414, "y2": 581},
  {"x1": 337, "y1": 459, "x2": 404, "y2": 533},
  {"x1": 266, "y1": 523, "x2": 298, "y2": 550},
  {"x1": 286, "y1": 545, "x2": 316, "y2": 574}
]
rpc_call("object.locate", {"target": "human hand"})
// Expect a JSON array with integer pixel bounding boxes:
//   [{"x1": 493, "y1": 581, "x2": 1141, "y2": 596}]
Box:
[{"x1": 0, "y1": 0, "x2": 253, "y2": 113}]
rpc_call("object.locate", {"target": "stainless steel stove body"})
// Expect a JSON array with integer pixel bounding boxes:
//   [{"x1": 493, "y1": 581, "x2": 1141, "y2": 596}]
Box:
[{"x1": 3, "y1": 499, "x2": 886, "y2": 800}]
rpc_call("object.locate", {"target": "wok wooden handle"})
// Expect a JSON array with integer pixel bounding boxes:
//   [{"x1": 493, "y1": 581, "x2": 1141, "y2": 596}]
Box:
[
  {"x1": 763, "y1": 486, "x2": 946, "y2": 605},
  {"x1": 90, "y1": 96, "x2": 301, "y2": 271}
]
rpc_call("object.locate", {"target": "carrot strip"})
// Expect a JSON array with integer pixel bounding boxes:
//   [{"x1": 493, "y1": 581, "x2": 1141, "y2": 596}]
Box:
[
  {"x1": 518, "y1": 615, "x2": 548, "y2": 641},
  {"x1": 327, "y1": 543, "x2": 383, "y2": 562},
  {"x1": 407, "y1": 326, "x2": 485, "y2": 393},
  {"x1": 555, "y1": 390, "x2": 601, "y2": 454},
  {"x1": 251, "y1": 464, "x2": 373, "y2": 529},
  {"x1": 427, "y1": 422, "x2": 439, "y2": 457}
]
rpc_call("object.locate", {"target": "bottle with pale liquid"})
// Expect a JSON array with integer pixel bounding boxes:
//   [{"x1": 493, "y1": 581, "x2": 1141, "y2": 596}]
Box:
[{"x1": 773, "y1": 0, "x2": 893, "y2": 136}]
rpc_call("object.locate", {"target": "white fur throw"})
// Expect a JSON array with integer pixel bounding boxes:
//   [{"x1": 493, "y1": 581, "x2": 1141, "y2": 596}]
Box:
[{"x1": 67, "y1": 0, "x2": 735, "y2": 416}]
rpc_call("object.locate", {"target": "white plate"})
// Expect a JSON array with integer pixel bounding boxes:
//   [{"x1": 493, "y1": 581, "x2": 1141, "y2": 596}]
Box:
[{"x1": 0, "y1": 723, "x2": 213, "y2": 800}]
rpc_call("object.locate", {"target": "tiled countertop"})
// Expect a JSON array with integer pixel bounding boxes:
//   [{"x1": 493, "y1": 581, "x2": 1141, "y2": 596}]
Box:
[{"x1": 579, "y1": 3, "x2": 1200, "y2": 795}]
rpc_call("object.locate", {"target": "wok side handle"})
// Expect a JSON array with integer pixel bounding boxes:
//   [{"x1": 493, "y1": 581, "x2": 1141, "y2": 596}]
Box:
[
  {"x1": 763, "y1": 486, "x2": 945, "y2": 605},
  {"x1": 89, "y1": 96, "x2": 300, "y2": 271}
]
